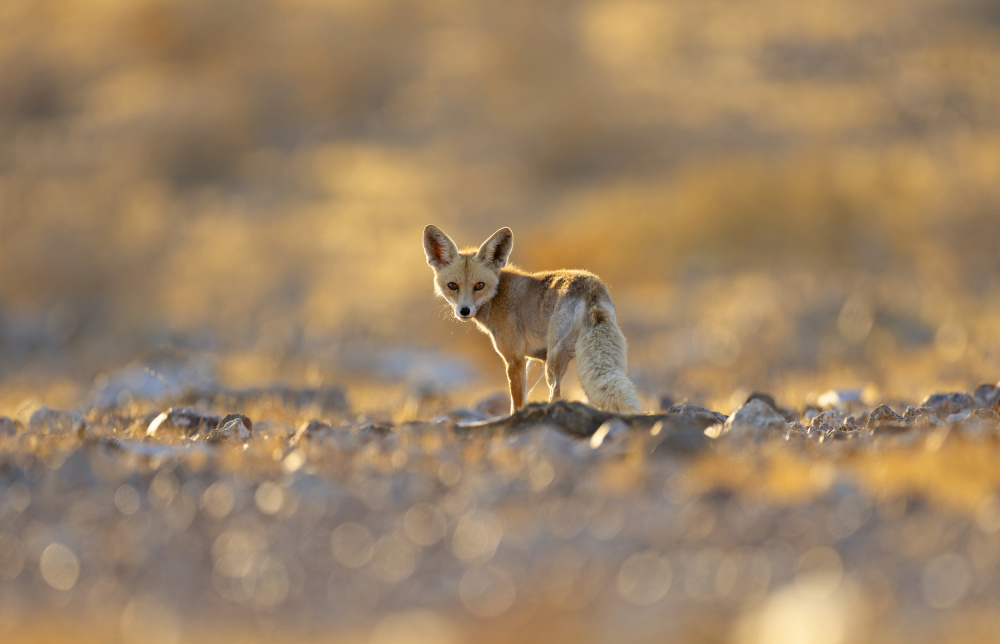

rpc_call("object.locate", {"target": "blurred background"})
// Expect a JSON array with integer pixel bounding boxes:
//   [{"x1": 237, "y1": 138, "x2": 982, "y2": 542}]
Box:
[{"x1": 2, "y1": 0, "x2": 1000, "y2": 414}]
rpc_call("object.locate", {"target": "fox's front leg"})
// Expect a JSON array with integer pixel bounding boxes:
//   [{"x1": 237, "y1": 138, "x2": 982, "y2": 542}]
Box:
[{"x1": 504, "y1": 357, "x2": 527, "y2": 414}]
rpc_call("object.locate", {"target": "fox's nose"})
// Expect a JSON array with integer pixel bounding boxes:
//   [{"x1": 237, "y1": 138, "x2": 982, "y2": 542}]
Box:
[{"x1": 459, "y1": 307, "x2": 471, "y2": 317}]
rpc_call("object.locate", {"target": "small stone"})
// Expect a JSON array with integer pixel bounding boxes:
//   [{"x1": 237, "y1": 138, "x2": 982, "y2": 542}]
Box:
[
  {"x1": 746, "y1": 392, "x2": 778, "y2": 408},
  {"x1": 0, "y1": 416, "x2": 18, "y2": 436},
  {"x1": 27, "y1": 407, "x2": 87, "y2": 437},
  {"x1": 867, "y1": 404, "x2": 903, "y2": 430},
  {"x1": 810, "y1": 410, "x2": 842, "y2": 429},
  {"x1": 745, "y1": 392, "x2": 797, "y2": 421},
  {"x1": 146, "y1": 407, "x2": 220, "y2": 439},
  {"x1": 921, "y1": 392, "x2": 976, "y2": 419},
  {"x1": 945, "y1": 411, "x2": 972, "y2": 424},
  {"x1": 962, "y1": 409, "x2": 1000, "y2": 435},
  {"x1": 971, "y1": 408, "x2": 1000, "y2": 423},
  {"x1": 716, "y1": 398, "x2": 788, "y2": 437},
  {"x1": 905, "y1": 406, "x2": 944, "y2": 427},
  {"x1": 667, "y1": 404, "x2": 728, "y2": 426},
  {"x1": 207, "y1": 414, "x2": 253, "y2": 444},
  {"x1": 973, "y1": 384, "x2": 1000, "y2": 409}
]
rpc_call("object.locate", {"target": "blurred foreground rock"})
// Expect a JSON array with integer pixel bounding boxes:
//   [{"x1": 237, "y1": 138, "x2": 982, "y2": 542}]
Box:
[
  {"x1": 27, "y1": 407, "x2": 87, "y2": 437},
  {"x1": 0, "y1": 416, "x2": 18, "y2": 436}
]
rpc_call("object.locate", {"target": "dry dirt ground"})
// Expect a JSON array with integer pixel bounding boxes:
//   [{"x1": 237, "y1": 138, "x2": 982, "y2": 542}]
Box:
[{"x1": 4, "y1": 382, "x2": 1000, "y2": 644}]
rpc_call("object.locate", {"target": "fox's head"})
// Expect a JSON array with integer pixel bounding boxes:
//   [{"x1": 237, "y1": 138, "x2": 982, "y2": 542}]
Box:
[{"x1": 423, "y1": 225, "x2": 513, "y2": 321}]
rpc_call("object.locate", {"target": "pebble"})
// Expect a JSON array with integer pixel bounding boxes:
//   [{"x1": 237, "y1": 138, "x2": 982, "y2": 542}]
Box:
[
  {"x1": 27, "y1": 407, "x2": 87, "y2": 437},
  {"x1": 810, "y1": 410, "x2": 842, "y2": 429},
  {"x1": 146, "y1": 407, "x2": 220, "y2": 439},
  {"x1": 901, "y1": 406, "x2": 944, "y2": 428},
  {"x1": 0, "y1": 416, "x2": 18, "y2": 436},
  {"x1": 716, "y1": 398, "x2": 788, "y2": 438},
  {"x1": 207, "y1": 414, "x2": 253, "y2": 444},
  {"x1": 667, "y1": 404, "x2": 728, "y2": 426},
  {"x1": 973, "y1": 384, "x2": 1000, "y2": 410},
  {"x1": 921, "y1": 392, "x2": 976, "y2": 418},
  {"x1": 745, "y1": 392, "x2": 797, "y2": 421}
]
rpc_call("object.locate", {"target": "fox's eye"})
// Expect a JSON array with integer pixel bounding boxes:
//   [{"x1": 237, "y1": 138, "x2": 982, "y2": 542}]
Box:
[
  {"x1": 474, "y1": 282, "x2": 486, "y2": 291},
  {"x1": 447, "y1": 282, "x2": 459, "y2": 291}
]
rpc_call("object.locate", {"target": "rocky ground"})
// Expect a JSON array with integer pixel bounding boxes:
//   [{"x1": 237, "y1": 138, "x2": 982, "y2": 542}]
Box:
[{"x1": 3, "y1": 382, "x2": 1000, "y2": 644}]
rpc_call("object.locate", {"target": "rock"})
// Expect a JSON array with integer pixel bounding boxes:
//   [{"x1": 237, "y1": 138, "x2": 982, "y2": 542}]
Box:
[
  {"x1": 817, "y1": 389, "x2": 864, "y2": 411},
  {"x1": 27, "y1": 407, "x2": 87, "y2": 437},
  {"x1": 867, "y1": 404, "x2": 905, "y2": 431},
  {"x1": 810, "y1": 410, "x2": 843, "y2": 429},
  {"x1": 666, "y1": 404, "x2": 728, "y2": 426},
  {"x1": 712, "y1": 398, "x2": 787, "y2": 438},
  {"x1": 455, "y1": 401, "x2": 710, "y2": 454},
  {"x1": 904, "y1": 406, "x2": 944, "y2": 427},
  {"x1": 745, "y1": 392, "x2": 797, "y2": 421},
  {"x1": 973, "y1": 384, "x2": 1000, "y2": 410},
  {"x1": 921, "y1": 392, "x2": 976, "y2": 418},
  {"x1": 0, "y1": 416, "x2": 18, "y2": 436},
  {"x1": 207, "y1": 414, "x2": 253, "y2": 444},
  {"x1": 746, "y1": 392, "x2": 778, "y2": 408},
  {"x1": 146, "y1": 407, "x2": 220, "y2": 439},
  {"x1": 962, "y1": 409, "x2": 1000, "y2": 434},
  {"x1": 842, "y1": 415, "x2": 864, "y2": 430}
]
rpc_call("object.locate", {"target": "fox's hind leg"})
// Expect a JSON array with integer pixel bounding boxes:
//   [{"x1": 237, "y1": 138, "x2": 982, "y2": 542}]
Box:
[{"x1": 544, "y1": 340, "x2": 572, "y2": 403}]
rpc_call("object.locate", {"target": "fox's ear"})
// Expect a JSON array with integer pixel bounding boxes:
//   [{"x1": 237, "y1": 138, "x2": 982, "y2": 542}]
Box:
[
  {"x1": 476, "y1": 227, "x2": 513, "y2": 268},
  {"x1": 423, "y1": 225, "x2": 459, "y2": 268}
]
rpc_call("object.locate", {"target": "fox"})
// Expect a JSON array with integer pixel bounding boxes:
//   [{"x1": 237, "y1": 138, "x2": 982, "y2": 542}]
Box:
[{"x1": 422, "y1": 224, "x2": 642, "y2": 415}]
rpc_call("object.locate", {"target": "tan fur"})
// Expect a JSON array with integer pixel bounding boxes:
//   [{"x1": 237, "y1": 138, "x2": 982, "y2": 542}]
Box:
[{"x1": 423, "y1": 225, "x2": 642, "y2": 415}]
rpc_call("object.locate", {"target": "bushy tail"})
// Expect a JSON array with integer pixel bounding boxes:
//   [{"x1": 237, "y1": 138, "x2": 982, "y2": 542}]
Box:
[{"x1": 575, "y1": 304, "x2": 642, "y2": 413}]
